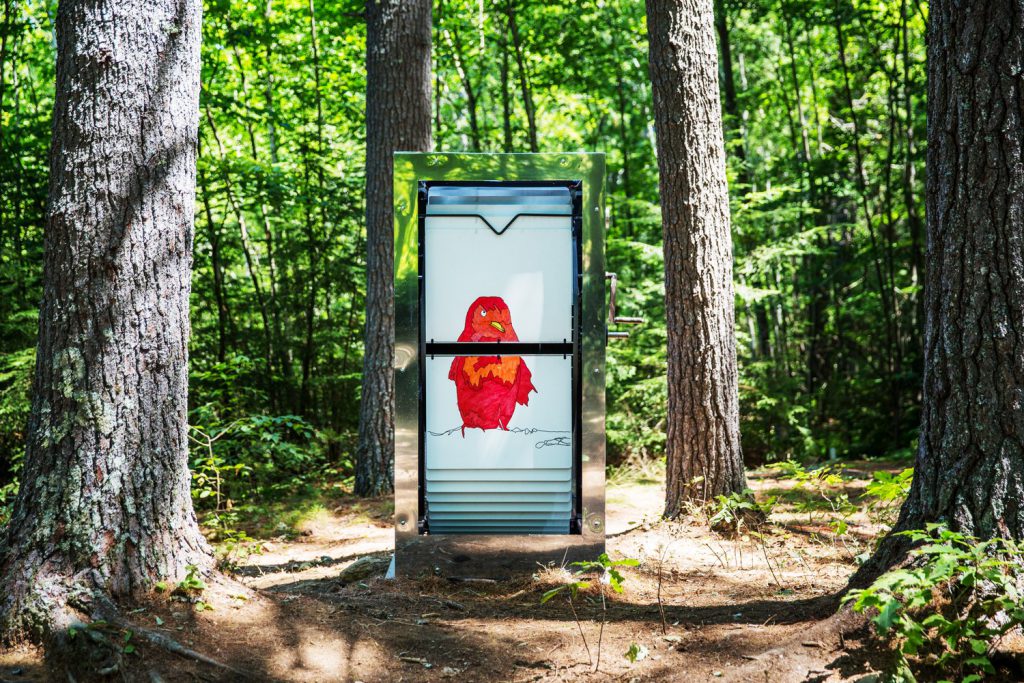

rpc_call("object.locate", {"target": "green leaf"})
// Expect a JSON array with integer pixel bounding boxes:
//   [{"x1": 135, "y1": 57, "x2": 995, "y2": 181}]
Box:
[
  {"x1": 873, "y1": 599, "x2": 901, "y2": 633},
  {"x1": 624, "y1": 642, "x2": 648, "y2": 663}
]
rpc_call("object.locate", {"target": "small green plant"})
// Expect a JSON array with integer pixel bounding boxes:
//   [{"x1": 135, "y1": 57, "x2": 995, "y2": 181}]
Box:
[
  {"x1": 843, "y1": 524, "x2": 1024, "y2": 682},
  {"x1": 540, "y1": 553, "x2": 639, "y2": 673},
  {"x1": 861, "y1": 468, "x2": 913, "y2": 527},
  {"x1": 570, "y1": 553, "x2": 640, "y2": 594},
  {"x1": 189, "y1": 420, "x2": 249, "y2": 512},
  {"x1": 767, "y1": 459, "x2": 849, "y2": 488},
  {"x1": 624, "y1": 642, "x2": 648, "y2": 663},
  {"x1": 121, "y1": 630, "x2": 136, "y2": 655},
  {"x1": 175, "y1": 564, "x2": 206, "y2": 594},
  {"x1": 765, "y1": 458, "x2": 807, "y2": 479},
  {"x1": 707, "y1": 489, "x2": 775, "y2": 533},
  {"x1": 215, "y1": 527, "x2": 263, "y2": 572},
  {"x1": 769, "y1": 459, "x2": 856, "y2": 529}
]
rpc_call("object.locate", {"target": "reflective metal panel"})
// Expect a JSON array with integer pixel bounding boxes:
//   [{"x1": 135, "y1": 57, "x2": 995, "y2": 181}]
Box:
[{"x1": 394, "y1": 153, "x2": 606, "y2": 577}]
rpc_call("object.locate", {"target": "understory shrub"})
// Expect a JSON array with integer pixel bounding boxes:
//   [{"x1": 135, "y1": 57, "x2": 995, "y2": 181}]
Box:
[{"x1": 844, "y1": 525, "x2": 1024, "y2": 682}]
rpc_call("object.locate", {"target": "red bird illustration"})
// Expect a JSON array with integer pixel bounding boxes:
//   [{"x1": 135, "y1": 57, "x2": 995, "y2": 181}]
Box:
[{"x1": 449, "y1": 296, "x2": 537, "y2": 434}]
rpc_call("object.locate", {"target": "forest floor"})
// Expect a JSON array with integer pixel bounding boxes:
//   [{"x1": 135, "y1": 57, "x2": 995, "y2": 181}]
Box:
[{"x1": 1, "y1": 460, "x2": 920, "y2": 682}]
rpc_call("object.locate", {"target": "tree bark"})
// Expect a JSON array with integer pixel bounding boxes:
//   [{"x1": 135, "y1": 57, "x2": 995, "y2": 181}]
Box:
[
  {"x1": 646, "y1": 0, "x2": 746, "y2": 516},
  {"x1": 858, "y1": 0, "x2": 1024, "y2": 581},
  {"x1": 356, "y1": 0, "x2": 432, "y2": 496},
  {"x1": 506, "y1": 0, "x2": 537, "y2": 153},
  {"x1": 0, "y1": 0, "x2": 211, "y2": 642}
]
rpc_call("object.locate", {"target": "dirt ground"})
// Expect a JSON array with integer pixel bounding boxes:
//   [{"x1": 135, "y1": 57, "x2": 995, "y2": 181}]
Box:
[{"x1": 1, "y1": 462, "x2": 913, "y2": 682}]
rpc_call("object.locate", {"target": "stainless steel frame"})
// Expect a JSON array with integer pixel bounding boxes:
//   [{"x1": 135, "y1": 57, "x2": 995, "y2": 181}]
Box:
[{"x1": 393, "y1": 153, "x2": 606, "y2": 577}]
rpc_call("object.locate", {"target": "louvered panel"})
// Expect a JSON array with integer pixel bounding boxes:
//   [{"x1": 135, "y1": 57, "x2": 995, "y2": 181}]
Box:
[
  {"x1": 424, "y1": 467, "x2": 572, "y2": 534},
  {"x1": 425, "y1": 480, "x2": 570, "y2": 493},
  {"x1": 428, "y1": 449, "x2": 572, "y2": 470},
  {"x1": 426, "y1": 492, "x2": 570, "y2": 503},
  {"x1": 425, "y1": 468, "x2": 571, "y2": 482},
  {"x1": 429, "y1": 512, "x2": 569, "y2": 521},
  {"x1": 430, "y1": 502, "x2": 571, "y2": 513},
  {"x1": 431, "y1": 528, "x2": 569, "y2": 535}
]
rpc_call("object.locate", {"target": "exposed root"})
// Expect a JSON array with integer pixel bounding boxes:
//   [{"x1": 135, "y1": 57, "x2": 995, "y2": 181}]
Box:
[
  {"x1": 85, "y1": 591, "x2": 250, "y2": 677},
  {"x1": 2, "y1": 569, "x2": 248, "y2": 680}
]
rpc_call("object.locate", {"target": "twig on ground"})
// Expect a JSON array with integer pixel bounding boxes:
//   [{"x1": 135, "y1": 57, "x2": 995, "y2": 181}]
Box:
[
  {"x1": 756, "y1": 533, "x2": 786, "y2": 590},
  {"x1": 657, "y1": 542, "x2": 676, "y2": 635},
  {"x1": 704, "y1": 543, "x2": 728, "y2": 569},
  {"x1": 565, "y1": 593, "x2": 593, "y2": 667},
  {"x1": 593, "y1": 584, "x2": 606, "y2": 673}
]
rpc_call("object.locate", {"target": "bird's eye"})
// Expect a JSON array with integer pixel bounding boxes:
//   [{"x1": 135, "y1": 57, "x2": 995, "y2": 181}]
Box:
[{"x1": 480, "y1": 309, "x2": 487, "y2": 317}]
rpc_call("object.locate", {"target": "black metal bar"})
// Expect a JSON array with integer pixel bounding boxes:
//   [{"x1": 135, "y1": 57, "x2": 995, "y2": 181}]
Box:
[
  {"x1": 416, "y1": 181, "x2": 429, "y2": 533},
  {"x1": 570, "y1": 180, "x2": 583, "y2": 534},
  {"x1": 424, "y1": 341, "x2": 574, "y2": 356}
]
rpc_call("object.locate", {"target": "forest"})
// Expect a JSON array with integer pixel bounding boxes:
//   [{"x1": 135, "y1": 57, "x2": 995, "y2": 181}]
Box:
[{"x1": 0, "y1": 0, "x2": 1022, "y2": 681}]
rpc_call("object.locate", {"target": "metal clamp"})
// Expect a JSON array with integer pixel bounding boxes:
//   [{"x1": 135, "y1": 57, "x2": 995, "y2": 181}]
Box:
[{"x1": 605, "y1": 272, "x2": 645, "y2": 340}]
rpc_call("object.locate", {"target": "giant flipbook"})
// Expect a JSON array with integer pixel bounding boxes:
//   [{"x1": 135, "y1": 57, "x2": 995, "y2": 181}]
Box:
[{"x1": 393, "y1": 153, "x2": 607, "y2": 576}]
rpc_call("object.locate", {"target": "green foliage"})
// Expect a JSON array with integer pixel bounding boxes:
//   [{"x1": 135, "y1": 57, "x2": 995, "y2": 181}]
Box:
[
  {"x1": 624, "y1": 642, "x2": 648, "y2": 663},
  {"x1": 175, "y1": 564, "x2": 207, "y2": 594},
  {"x1": 605, "y1": 225, "x2": 668, "y2": 464},
  {"x1": 214, "y1": 527, "x2": 264, "y2": 572},
  {"x1": 572, "y1": 553, "x2": 640, "y2": 594},
  {"x1": 0, "y1": 478, "x2": 17, "y2": 528},
  {"x1": 844, "y1": 525, "x2": 1024, "y2": 682},
  {"x1": 0, "y1": 0, "x2": 929, "y2": 507},
  {"x1": 707, "y1": 489, "x2": 775, "y2": 533},
  {"x1": 541, "y1": 553, "x2": 639, "y2": 603},
  {"x1": 188, "y1": 409, "x2": 333, "y2": 509},
  {"x1": 540, "y1": 579, "x2": 591, "y2": 605},
  {"x1": 767, "y1": 459, "x2": 859, "y2": 526},
  {"x1": 767, "y1": 459, "x2": 849, "y2": 488},
  {"x1": 862, "y1": 468, "x2": 914, "y2": 527}
]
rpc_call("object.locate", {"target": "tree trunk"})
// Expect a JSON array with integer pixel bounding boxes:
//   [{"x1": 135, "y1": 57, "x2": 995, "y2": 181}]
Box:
[
  {"x1": 858, "y1": 0, "x2": 1024, "y2": 580},
  {"x1": 441, "y1": 19, "x2": 481, "y2": 151},
  {"x1": 646, "y1": 0, "x2": 746, "y2": 516},
  {"x1": 0, "y1": 0, "x2": 211, "y2": 642},
  {"x1": 203, "y1": 106, "x2": 280, "y2": 408},
  {"x1": 300, "y1": 0, "x2": 326, "y2": 416},
  {"x1": 506, "y1": 0, "x2": 538, "y2": 153},
  {"x1": 900, "y1": 0, "x2": 924, "y2": 353},
  {"x1": 198, "y1": 163, "x2": 232, "y2": 363},
  {"x1": 500, "y1": 34, "x2": 513, "y2": 152},
  {"x1": 356, "y1": 0, "x2": 432, "y2": 497}
]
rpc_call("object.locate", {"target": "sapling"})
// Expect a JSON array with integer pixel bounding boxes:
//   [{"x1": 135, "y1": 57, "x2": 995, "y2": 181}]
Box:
[{"x1": 540, "y1": 553, "x2": 639, "y2": 673}]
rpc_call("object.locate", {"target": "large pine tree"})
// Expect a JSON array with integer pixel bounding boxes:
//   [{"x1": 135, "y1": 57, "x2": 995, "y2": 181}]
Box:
[
  {"x1": 646, "y1": 0, "x2": 747, "y2": 516},
  {"x1": 862, "y1": 0, "x2": 1024, "y2": 575},
  {"x1": 0, "y1": 0, "x2": 211, "y2": 641},
  {"x1": 355, "y1": 0, "x2": 433, "y2": 496}
]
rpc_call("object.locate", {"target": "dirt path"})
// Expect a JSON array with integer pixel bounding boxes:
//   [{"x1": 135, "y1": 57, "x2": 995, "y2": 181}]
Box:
[{"x1": 1, "y1": 463, "x2": 900, "y2": 682}]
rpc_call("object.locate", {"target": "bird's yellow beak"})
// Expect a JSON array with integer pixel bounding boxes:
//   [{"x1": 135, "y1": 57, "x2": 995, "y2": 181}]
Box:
[{"x1": 490, "y1": 321, "x2": 505, "y2": 333}]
